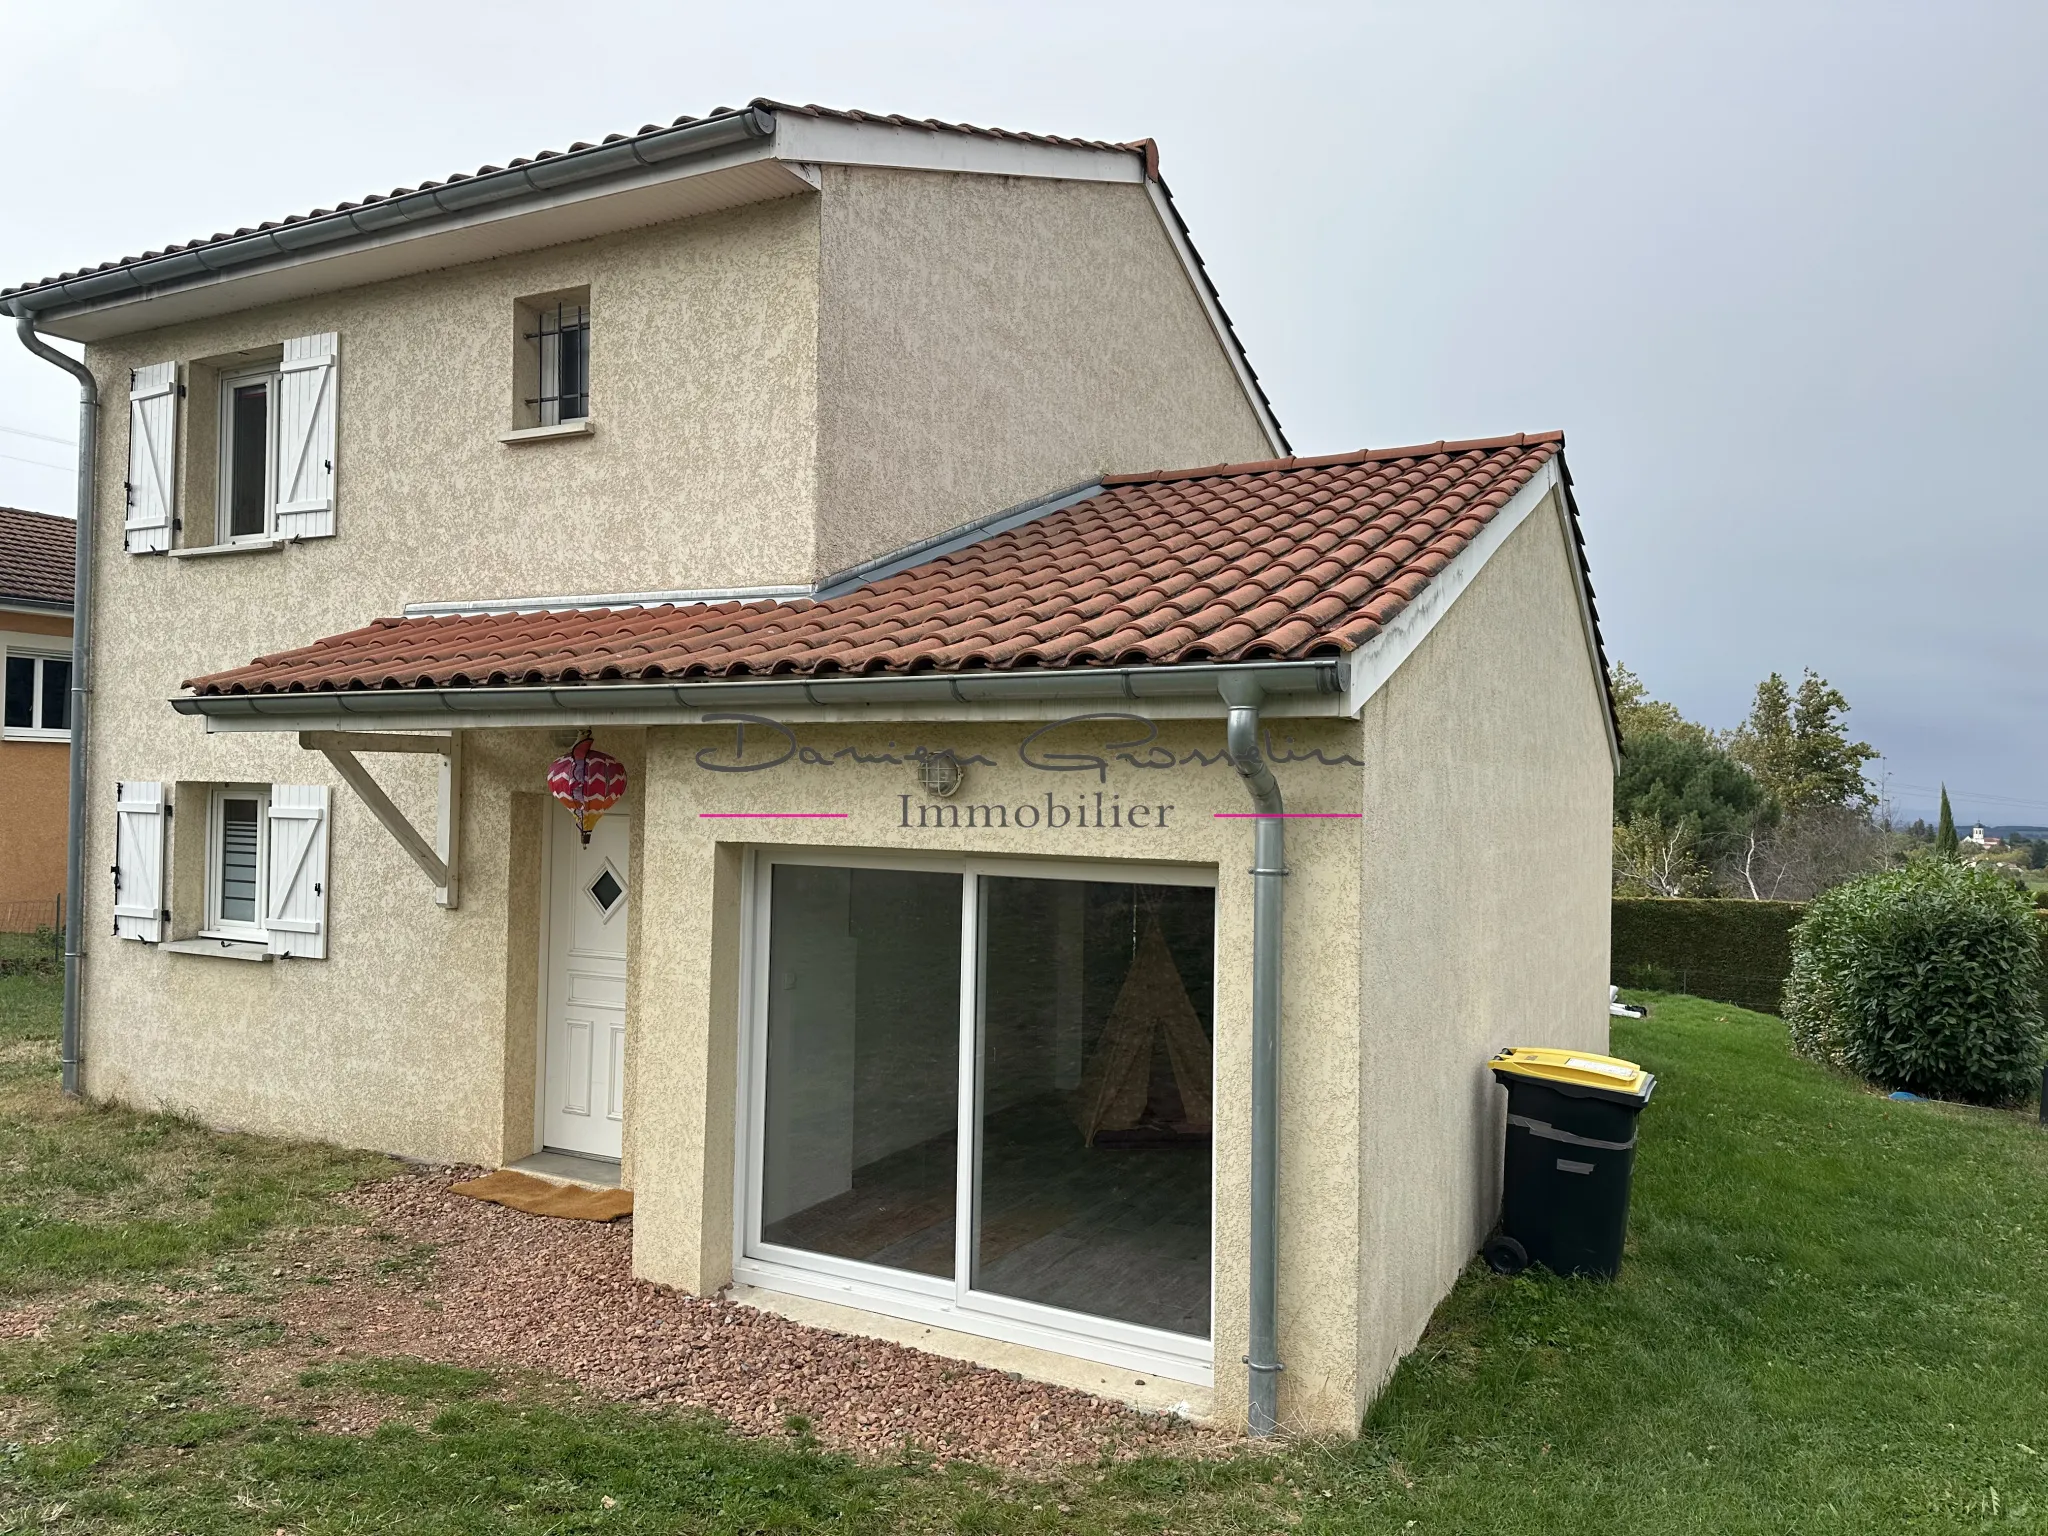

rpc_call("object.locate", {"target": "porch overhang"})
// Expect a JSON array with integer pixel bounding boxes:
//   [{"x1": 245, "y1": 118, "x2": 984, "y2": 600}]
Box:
[{"x1": 170, "y1": 659, "x2": 1351, "y2": 735}]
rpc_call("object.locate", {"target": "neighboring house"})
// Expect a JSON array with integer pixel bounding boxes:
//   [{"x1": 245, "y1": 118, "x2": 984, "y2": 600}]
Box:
[
  {"x1": 0, "y1": 505, "x2": 74, "y2": 913},
  {"x1": 0, "y1": 100, "x2": 1615, "y2": 1435}
]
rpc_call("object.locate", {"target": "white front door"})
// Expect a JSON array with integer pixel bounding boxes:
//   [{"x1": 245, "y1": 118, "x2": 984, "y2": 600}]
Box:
[{"x1": 543, "y1": 808, "x2": 631, "y2": 1159}]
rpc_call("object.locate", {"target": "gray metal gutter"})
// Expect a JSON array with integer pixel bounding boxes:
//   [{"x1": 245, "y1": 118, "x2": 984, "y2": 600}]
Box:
[
  {"x1": 0, "y1": 108, "x2": 774, "y2": 324},
  {"x1": 1220, "y1": 673, "x2": 1286, "y2": 1435},
  {"x1": 14, "y1": 313, "x2": 98, "y2": 1098},
  {"x1": 171, "y1": 659, "x2": 1347, "y2": 730}
]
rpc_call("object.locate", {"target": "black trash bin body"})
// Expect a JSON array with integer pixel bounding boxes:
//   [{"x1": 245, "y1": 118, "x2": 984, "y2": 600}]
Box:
[{"x1": 1488, "y1": 1047, "x2": 1655, "y2": 1280}]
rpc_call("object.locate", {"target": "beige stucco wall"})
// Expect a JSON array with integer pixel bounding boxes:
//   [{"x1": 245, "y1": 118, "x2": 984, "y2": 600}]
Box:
[
  {"x1": 0, "y1": 610, "x2": 71, "y2": 909},
  {"x1": 624, "y1": 714, "x2": 1366, "y2": 1433},
  {"x1": 813, "y1": 167, "x2": 1277, "y2": 574},
  {"x1": 1352, "y1": 494, "x2": 1615, "y2": 1414},
  {"x1": 85, "y1": 727, "x2": 581, "y2": 1163},
  {"x1": 71, "y1": 194, "x2": 821, "y2": 1156}
]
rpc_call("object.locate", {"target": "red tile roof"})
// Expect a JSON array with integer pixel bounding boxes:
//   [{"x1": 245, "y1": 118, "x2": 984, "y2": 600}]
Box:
[
  {"x1": 0, "y1": 506, "x2": 75, "y2": 611},
  {"x1": 2, "y1": 100, "x2": 1141, "y2": 302},
  {"x1": 185, "y1": 434, "x2": 1579, "y2": 697}
]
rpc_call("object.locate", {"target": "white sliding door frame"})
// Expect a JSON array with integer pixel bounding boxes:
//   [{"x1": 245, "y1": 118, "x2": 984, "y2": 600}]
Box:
[{"x1": 733, "y1": 845, "x2": 1219, "y2": 1386}]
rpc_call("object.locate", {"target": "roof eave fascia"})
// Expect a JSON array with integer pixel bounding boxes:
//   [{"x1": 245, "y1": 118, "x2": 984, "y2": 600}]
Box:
[
  {"x1": 172, "y1": 658, "x2": 1350, "y2": 734},
  {"x1": 0, "y1": 107, "x2": 779, "y2": 330},
  {"x1": 0, "y1": 597, "x2": 73, "y2": 617},
  {"x1": 1340, "y1": 454, "x2": 1620, "y2": 770}
]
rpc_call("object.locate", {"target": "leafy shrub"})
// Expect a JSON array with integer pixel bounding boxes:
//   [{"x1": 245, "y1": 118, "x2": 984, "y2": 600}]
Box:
[{"x1": 1783, "y1": 859, "x2": 2047, "y2": 1102}]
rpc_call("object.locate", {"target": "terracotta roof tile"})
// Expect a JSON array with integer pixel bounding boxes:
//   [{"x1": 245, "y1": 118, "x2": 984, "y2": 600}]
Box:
[
  {"x1": 185, "y1": 434, "x2": 1578, "y2": 697},
  {"x1": 0, "y1": 506, "x2": 75, "y2": 610}
]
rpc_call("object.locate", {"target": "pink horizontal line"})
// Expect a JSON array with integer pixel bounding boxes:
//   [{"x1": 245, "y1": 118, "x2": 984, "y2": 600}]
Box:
[
  {"x1": 1213, "y1": 812, "x2": 1362, "y2": 819},
  {"x1": 698, "y1": 812, "x2": 849, "y2": 819}
]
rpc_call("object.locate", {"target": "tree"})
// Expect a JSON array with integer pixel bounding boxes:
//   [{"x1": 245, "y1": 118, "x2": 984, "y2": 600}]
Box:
[
  {"x1": 1614, "y1": 729, "x2": 1766, "y2": 870},
  {"x1": 1726, "y1": 804, "x2": 1888, "y2": 901},
  {"x1": 1613, "y1": 812, "x2": 1713, "y2": 897},
  {"x1": 1936, "y1": 785, "x2": 1959, "y2": 860},
  {"x1": 1728, "y1": 669, "x2": 1877, "y2": 813},
  {"x1": 1609, "y1": 664, "x2": 1709, "y2": 748}
]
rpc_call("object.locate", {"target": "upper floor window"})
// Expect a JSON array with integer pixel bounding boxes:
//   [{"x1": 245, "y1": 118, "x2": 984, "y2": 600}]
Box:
[
  {"x1": 2, "y1": 648, "x2": 70, "y2": 741},
  {"x1": 533, "y1": 302, "x2": 590, "y2": 425},
  {"x1": 510, "y1": 289, "x2": 593, "y2": 437},
  {"x1": 122, "y1": 332, "x2": 338, "y2": 555},
  {"x1": 220, "y1": 366, "x2": 280, "y2": 540}
]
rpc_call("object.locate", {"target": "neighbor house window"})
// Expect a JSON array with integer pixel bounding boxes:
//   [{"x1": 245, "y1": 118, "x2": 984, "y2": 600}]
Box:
[
  {"x1": 2, "y1": 650, "x2": 71, "y2": 740},
  {"x1": 218, "y1": 367, "x2": 279, "y2": 540},
  {"x1": 529, "y1": 301, "x2": 590, "y2": 425},
  {"x1": 204, "y1": 785, "x2": 270, "y2": 942},
  {"x1": 739, "y1": 853, "x2": 1217, "y2": 1384}
]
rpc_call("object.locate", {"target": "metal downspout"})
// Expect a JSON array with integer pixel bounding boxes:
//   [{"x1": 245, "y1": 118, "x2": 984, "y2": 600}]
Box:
[
  {"x1": 15, "y1": 312, "x2": 97, "y2": 1097},
  {"x1": 1221, "y1": 675, "x2": 1285, "y2": 1435}
]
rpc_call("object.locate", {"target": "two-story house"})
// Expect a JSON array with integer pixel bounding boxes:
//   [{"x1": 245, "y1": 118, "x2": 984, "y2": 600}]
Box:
[{"x1": 2, "y1": 100, "x2": 1616, "y2": 1436}]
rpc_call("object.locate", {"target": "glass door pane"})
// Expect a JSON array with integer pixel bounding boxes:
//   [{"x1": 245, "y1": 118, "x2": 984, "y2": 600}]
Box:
[
  {"x1": 760, "y1": 864, "x2": 962, "y2": 1278},
  {"x1": 975, "y1": 876, "x2": 1215, "y2": 1338}
]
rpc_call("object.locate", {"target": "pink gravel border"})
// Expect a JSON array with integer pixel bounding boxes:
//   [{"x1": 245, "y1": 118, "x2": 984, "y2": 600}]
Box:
[{"x1": 280, "y1": 1168, "x2": 1236, "y2": 1471}]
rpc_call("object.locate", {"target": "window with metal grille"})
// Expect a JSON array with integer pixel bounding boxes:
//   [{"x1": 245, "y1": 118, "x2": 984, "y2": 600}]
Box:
[{"x1": 528, "y1": 302, "x2": 590, "y2": 425}]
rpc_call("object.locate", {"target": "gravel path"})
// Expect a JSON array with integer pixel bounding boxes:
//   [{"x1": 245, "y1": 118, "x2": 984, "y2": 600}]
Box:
[{"x1": 279, "y1": 1168, "x2": 1232, "y2": 1471}]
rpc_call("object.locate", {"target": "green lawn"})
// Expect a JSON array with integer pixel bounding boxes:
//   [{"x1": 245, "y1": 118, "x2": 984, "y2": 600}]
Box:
[{"x1": 4, "y1": 973, "x2": 2048, "y2": 1532}]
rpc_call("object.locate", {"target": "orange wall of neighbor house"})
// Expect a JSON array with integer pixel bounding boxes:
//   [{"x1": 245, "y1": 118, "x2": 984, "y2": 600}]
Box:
[{"x1": 0, "y1": 611, "x2": 71, "y2": 913}]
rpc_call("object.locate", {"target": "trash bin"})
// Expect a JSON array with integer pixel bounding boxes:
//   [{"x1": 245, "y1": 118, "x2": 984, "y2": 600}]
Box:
[{"x1": 1484, "y1": 1046, "x2": 1655, "y2": 1279}]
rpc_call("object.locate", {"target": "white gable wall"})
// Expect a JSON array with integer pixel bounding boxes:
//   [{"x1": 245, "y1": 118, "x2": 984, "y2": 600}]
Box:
[{"x1": 1351, "y1": 490, "x2": 1614, "y2": 1417}]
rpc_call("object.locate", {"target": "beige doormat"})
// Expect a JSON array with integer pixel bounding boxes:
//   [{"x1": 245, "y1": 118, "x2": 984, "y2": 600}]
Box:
[{"x1": 450, "y1": 1169, "x2": 634, "y2": 1222}]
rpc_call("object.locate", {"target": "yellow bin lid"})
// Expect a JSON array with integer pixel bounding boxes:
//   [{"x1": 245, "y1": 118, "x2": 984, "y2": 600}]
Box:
[{"x1": 1489, "y1": 1046, "x2": 1654, "y2": 1103}]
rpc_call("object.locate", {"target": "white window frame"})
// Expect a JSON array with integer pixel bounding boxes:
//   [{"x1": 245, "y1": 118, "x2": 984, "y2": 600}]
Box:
[
  {"x1": 732, "y1": 846, "x2": 1220, "y2": 1386},
  {"x1": 1, "y1": 645, "x2": 72, "y2": 742},
  {"x1": 217, "y1": 367, "x2": 281, "y2": 543},
  {"x1": 203, "y1": 784, "x2": 271, "y2": 943}
]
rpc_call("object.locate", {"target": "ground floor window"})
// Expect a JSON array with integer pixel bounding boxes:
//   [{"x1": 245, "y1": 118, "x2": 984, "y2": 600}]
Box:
[
  {"x1": 204, "y1": 784, "x2": 270, "y2": 942},
  {"x1": 740, "y1": 853, "x2": 1216, "y2": 1382}
]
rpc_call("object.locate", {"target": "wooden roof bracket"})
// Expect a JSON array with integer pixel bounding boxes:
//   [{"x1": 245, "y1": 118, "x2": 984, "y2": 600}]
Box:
[{"x1": 298, "y1": 730, "x2": 463, "y2": 909}]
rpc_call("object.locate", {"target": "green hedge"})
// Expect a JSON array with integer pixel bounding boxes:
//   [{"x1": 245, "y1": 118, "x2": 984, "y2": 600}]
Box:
[
  {"x1": 1614, "y1": 897, "x2": 2048, "y2": 1021},
  {"x1": 1612, "y1": 899, "x2": 1804, "y2": 1013}
]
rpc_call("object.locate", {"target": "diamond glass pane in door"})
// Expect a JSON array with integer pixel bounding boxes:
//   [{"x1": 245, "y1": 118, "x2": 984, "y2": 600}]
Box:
[
  {"x1": 761, "y1": 865, "x2": 961, "y2": 1278},
  {"x1": 975, "y1": 878, "x2": 1214, "y2": 1338},
  {"x1": 588, "y1": 865, "x2": 624, "y2": 917}
]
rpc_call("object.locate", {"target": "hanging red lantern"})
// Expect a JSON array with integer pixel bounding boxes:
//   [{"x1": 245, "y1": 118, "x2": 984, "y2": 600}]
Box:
[{"x1": 548, "y1": 734, "x2": 627, "y2": 845}]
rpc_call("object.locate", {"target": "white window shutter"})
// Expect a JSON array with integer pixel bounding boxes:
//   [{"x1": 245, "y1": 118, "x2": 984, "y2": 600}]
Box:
[
  {"x1": 275, "y1": 332, "x2": 337, "y2": 539},
  {"x1": 125, "y1": 363, "x2": 177, "y2": 554},
  {"x1": 112, "y1": 780, "x2": 168, "y2": 942},
  {"x1": 264, "y1": 784, "x2": 329, "y2": 958}
]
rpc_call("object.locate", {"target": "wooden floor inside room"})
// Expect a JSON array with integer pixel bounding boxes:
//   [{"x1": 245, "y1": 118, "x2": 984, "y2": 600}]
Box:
[{"x1": 762, "y1": 1096, "x2": 1210, "y2": 1337}]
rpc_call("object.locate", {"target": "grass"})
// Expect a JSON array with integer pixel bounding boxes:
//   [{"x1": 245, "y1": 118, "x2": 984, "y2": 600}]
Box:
[
  {"x1": 0, "y1": 959, "x2": 391, "y2": 1298},
  {"x1": 3, "y1": 971, "x2": 2048, "y2": 1531}
]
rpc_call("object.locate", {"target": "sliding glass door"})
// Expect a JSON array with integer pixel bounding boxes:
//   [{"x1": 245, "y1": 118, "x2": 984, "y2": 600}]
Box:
[
  {"x1": 742, "y1": 854, "x2": 1217, "y2": 1382},
  {"x1": 759, "y1": 865, "x2": 962, "y2": 1278}
]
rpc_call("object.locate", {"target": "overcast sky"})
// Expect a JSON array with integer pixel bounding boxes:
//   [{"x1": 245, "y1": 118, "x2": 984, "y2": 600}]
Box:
[{"x1": 3, "y1": 1, "x2": 2041, "y2": 824}]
